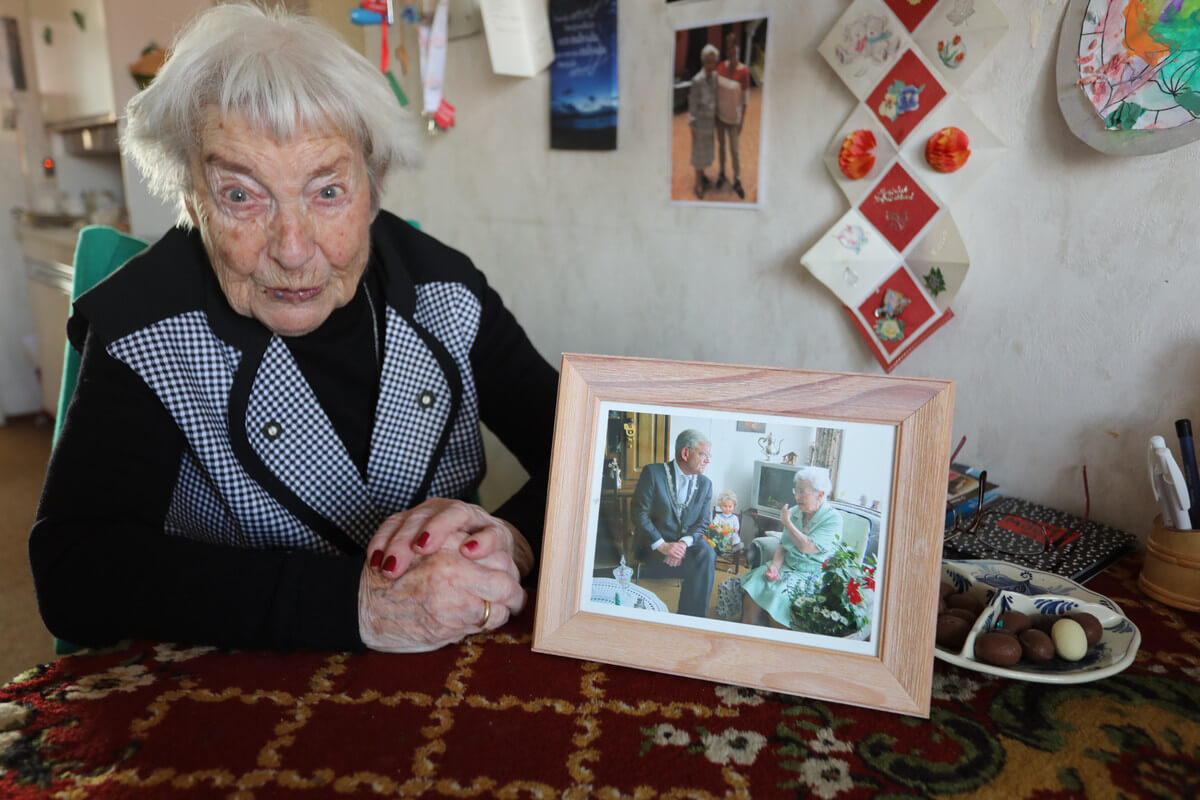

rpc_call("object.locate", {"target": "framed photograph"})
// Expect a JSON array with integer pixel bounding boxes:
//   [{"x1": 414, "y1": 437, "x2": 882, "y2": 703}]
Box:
[
  {"x1": 533, "y1": 355, "x2": 954, "y2": 717},
  {"x1": 670, "y1": 15, "x2": 768, "y2": 206}
]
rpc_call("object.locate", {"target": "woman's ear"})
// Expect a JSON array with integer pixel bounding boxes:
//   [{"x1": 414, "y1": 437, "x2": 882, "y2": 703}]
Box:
[{"x1": 184, "y1": 196, "x2": 201, "y2": 229}]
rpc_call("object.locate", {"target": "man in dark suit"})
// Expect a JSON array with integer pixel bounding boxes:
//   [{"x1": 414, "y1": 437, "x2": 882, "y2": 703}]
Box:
[{"x1": 632, "y1": 429, "x2": 716, "y2": 617}]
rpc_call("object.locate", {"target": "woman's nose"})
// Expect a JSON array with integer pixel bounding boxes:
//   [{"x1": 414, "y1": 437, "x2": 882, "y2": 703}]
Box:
[{"x1": 268, "y1": 205, "x2": 315, "y2": 269}]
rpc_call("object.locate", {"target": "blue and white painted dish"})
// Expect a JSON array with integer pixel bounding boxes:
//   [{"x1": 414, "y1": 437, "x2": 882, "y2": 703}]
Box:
[{"x1": 938, "y1": 560, "x2": 1141, "y2": 683}]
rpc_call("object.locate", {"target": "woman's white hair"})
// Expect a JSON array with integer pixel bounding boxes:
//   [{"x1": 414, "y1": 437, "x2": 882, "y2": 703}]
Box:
[
  {"x1": 700, "y1": 43, "x2": 720, "y2": 61},
  {"x1": 122, "y1": 2, "x2": 419, "y2": 227},
  {"x1": 793, "y1": 466, "x2": 832, "y2": 498}
]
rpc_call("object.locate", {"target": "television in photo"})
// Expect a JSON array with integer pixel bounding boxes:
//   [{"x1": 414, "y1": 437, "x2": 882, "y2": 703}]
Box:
[{"x1": 749, "y1": 460, "x2": 805, "y2": 519}]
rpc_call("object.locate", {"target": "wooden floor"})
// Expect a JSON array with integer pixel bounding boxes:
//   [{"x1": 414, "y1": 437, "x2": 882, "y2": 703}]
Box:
[{"x1": 0, "y1": 415, "x2": 57, "y2": 682}]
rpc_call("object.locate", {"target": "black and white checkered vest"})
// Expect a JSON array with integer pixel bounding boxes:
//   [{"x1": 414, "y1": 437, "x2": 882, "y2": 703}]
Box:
[{"x1": 72, "y1": 212, "x2": 485, "y2": 556}]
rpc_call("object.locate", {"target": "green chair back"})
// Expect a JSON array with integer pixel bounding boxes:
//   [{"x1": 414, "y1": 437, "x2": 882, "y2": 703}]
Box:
[
  {"x1": 53, "y1": 226, "x2": 149, "y2": 443},
  {"x1": 52, "y1": 226, "x2": 148, "y2": 656}
]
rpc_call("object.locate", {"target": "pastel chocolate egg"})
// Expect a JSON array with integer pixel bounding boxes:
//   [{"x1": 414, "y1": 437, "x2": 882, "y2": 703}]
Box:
[
  {"x1": 947, "y1": 593, "x2": 984, "y2": 616},
  {"x1": 1051, "y1": 618, "x2": 1089, "y2": 661},
  {"x1": 974, "y1": 631, "x2": 1022, "y2": 666},
  {"x1": 1068, "y1": 612, "x2": 1103, "y2": 647},
  {"x1": 936, "y1": 613, "x2": 972, "y2": 650},
  {"x1": 996, "y1": 611, "x2": 1031, "y2": 635},
  {"x1": 1019, "y1": 628, "x2": 1055, "y2": 664}
]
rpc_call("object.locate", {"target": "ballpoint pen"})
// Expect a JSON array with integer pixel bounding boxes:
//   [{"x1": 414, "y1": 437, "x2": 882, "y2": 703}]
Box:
[
  {"x1": 1175, "y1": 420, "x2": 1200, "y2": 528},
  {"x1": 1149, "y1": 435, "x2": 1191, "y2": 530}
]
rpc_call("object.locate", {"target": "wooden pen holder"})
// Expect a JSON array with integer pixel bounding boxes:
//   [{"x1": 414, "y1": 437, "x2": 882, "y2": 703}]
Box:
[{"x1": 1138, "y1": 515, "x2": 1200, "y2": 612}]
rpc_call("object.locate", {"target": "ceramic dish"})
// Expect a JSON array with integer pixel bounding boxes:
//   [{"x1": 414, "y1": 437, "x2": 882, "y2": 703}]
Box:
[{"x1": 937, "y1": 559, "x2": 1141, "y2": 683}]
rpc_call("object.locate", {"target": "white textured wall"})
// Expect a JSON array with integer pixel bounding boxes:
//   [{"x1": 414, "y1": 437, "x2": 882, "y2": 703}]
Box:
[{"x1": 381, "y1": 0, "x2": 1194, "y2": 545}]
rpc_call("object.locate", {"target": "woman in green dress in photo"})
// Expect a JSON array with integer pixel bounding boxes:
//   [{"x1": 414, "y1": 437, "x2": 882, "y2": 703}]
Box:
[{"x1": 741, "y1": 467, "x2": 843, "y2": 628}]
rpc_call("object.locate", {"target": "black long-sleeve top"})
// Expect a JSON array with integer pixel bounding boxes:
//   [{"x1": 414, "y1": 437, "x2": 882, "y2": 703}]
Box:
[{"x1": 29, "y1": 212, "x2": 558, "y2": 652}]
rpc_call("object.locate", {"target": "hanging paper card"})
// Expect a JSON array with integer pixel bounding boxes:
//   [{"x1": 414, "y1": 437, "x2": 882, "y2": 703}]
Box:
[
  {"x1": 846, "y1": 261, "x2": 954, "y2": 372},
  {"x1": 805, "y1": 0, "x2": 1007, "y2": 372},
  {"x1": 865, "y1": 48, "x2": 948, "y2": 146},
  {"x1": 858, "y1": 162, "x2": 941, "y2": 253},
  {"x1": 549, "y1": 0, "x2": 618, "y2": 150},
  {"x1": 896, "y1": 95, "x2": 1004, "y2": 206},
  {"x1": 905, "y1": 212, "x2": 970, "y2": 312},
  {"x1": 909, "y1": 0, "x2": 1009, "y2": 90},
  {"x1": 818, "y1": 0, "x2": 907, "y2": 101},
  {"x1": 882, "y1": 0, "x2": 939, "y2": 32},
  {"x1": 479, "y1": 0, "x2": 555, "y2": 77},
  {"x1": 801, "y1": 209, "x2": 902, "y2": 306},
  {"x1": 823, "y1": 106, "x2": 897, "y2": 203}
]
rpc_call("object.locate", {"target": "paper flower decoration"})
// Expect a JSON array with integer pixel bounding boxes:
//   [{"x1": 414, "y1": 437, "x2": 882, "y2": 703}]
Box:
[
  {"x1": 925, "y1": 126, "x2": 971, "y2": 173},
  {"x1": 838, "y1": 130, "x2": 877, "y2": 180}
]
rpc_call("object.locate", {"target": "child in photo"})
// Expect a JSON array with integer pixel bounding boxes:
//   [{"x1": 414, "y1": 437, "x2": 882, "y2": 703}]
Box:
[{"x1": 714, "y1": 489, "x2": 742, "y2": 549}]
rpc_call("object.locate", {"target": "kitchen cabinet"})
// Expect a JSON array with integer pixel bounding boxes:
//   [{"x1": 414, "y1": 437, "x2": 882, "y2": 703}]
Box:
[
  {"x1": 16, "y1": 223, "x2": 77, "y2": 417},
  {"x1": 30, "y1": 0, "x2": 115, "y2": 124}
]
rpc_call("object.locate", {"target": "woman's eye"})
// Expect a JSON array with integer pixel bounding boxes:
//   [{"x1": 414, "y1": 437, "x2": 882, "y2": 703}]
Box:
[
  {"x1": 319, "y1": 186, "x2": 343, "y2": 200},
  {"x1": 225, "y1": 188, "x2": 248, "y2": 203}
]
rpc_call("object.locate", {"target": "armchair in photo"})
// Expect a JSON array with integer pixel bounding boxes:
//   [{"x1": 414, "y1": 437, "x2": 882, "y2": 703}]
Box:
[{"x1": 748, "y1": 500, "x2": 881, "y2": 572}]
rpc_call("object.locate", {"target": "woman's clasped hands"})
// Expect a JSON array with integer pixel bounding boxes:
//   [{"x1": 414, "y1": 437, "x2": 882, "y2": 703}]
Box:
[{"x1": 358, "y1": 498, "x2": 533, "y2": 653}]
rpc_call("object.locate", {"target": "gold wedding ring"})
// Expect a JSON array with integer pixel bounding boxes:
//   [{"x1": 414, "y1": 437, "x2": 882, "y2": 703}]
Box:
[{"x1": 479, "y1": 599, "x2": 491, "y2": 628}]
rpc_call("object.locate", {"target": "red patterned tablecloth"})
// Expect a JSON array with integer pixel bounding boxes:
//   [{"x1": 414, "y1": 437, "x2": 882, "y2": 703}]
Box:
[{"x1": 2, "y1": 556, "x2": 1197, "y2": 799}]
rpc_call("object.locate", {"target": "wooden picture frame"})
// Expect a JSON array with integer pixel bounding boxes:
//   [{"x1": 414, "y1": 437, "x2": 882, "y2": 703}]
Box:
[{"x1": 532, "y1": 354, "x2": 954, "y2": 717}]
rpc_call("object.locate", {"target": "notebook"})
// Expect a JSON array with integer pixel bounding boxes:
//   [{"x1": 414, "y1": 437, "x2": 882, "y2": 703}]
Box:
[{"x1": 942, "y1": 495, "x2": 1137, "y2": 584}]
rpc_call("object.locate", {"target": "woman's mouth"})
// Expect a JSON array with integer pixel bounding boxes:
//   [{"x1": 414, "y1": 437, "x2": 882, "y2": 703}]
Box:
[{"x1": 269, "y1": 286, "x2": 323, "y2": 302}]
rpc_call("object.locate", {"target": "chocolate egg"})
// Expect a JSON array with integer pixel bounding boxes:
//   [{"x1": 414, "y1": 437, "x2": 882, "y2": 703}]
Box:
[
  {"x1": 1032, "y1": 614, "x2": 1057, "y2": 634},
  {"x1": 939, "y1": 595, "x2": 947, "y2": 614},
  {"x1": 936, "y1": 613, "x2": 972, "y2": 650},
  {"x1": 996, "y1": 611, "x2": 1031, "y2": 635},
  {"x1": 1068, "y1": 612, "x2": 1103, "y2": 647},
  {"x1": 940, "y1": 581, "x2": 956, "y2": 598},
  {"x1": 1051, "y1": 618, "x2": 1089, "y2": 661},
  {"x1": 1019, "y1": 628, "x2": 1055, "y2": 664},
  {"x1": 974, "y1": 631, "x2": 1022, "y2": 666},
  {"x1": 944, "y1": 607, "x2": 977, "y2": 623},
  {"x1": 947, "y1": 593, "x2": 984, "y2": 616}
]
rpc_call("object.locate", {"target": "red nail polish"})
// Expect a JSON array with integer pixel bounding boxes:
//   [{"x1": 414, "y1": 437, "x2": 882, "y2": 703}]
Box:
[
  {"x1": 464, "y1": 540, "x2": 479, "y2": 552},
  {"x1": 416, "y1": 531, "x2": 431, "y2": 548},
  {"x1": 382, "y1": 555, "x2": 397, "y2": 572},
  {"x1": 369, "y1": 550, "x2": 383, "y2": 568}
]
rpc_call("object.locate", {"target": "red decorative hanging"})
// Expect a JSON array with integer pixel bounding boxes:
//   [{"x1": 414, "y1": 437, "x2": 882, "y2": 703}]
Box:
[
  {"x1": 837, "y1": 129, "x2": 877, "y2": 180},
  {"x1": 925, "y1": 126, "x2": 971, "y2": 173}
]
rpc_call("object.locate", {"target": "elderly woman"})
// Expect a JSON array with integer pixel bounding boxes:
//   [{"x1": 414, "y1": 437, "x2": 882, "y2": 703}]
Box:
[
  {"x1": 688, "y1": 43, "x2": 720, "y2": 199},
  {"x1": 28, "y1": 4, "x2": 557, "y2": 654},
  {"x1": 740, "y1": 467, "x2": 843, "y2": 628}
]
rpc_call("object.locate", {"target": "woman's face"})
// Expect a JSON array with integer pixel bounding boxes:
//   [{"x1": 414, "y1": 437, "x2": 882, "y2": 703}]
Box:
[
  {"x1": 793, "y1": 481, "x2": 824, "y2": 514},
  {"x1": 185, "y1": 111, "x2": 374, "y2": 337}
]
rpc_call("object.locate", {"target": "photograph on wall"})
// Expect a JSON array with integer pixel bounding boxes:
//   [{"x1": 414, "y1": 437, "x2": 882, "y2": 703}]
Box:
[
  {"x1": 669, "y1": 16, "x2": 769, "y2": 206},
  {"x1": 581, "y1": 402, "x2": 894, "y2": 656},
  {"x1": 549, "y1": 0, "x2": 618, "y2": 150}
]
